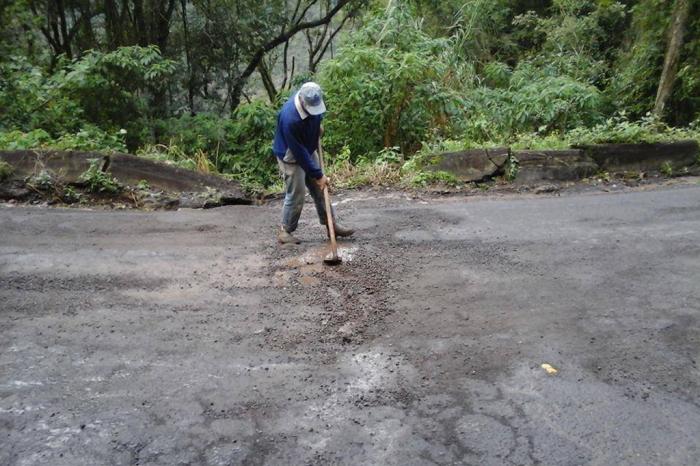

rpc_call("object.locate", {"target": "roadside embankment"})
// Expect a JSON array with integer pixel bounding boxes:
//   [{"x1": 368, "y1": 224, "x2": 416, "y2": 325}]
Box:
[
  {"x1": 0, "y1": 150, "x2": 250, "y2": 209},
  {"x1": 427, "y1": 140, "x2": 700, "y2": 184}
]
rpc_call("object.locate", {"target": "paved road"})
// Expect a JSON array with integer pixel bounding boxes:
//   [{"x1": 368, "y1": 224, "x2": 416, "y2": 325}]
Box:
[{"x1": 1, "y1": 185, "x2": 700, "y2": 465}]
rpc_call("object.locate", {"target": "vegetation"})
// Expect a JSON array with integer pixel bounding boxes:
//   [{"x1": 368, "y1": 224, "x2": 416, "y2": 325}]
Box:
[
  {"x1": 1, "y1": 0, "x2": 699, "y2": 190},
  {"x1": 26, "y1": 170, "x2": 57, "y2": 192},
  {"x1": 0, "y1": 160, "x2": 14, "y2": 181},
  {"x1": 79, "y1": 159, "x2": 122, "y2": 194}
]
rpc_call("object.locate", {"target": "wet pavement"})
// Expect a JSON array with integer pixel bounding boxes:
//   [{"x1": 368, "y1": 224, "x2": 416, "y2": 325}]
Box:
[{"x1": 1, "y1": 183, "x2": 700, "y2": 465}]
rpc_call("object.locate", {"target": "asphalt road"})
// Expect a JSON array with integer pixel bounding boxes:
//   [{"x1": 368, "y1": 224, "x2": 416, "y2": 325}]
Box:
[{"x1": 1, "y1": 184, "x2": 700, "y2": 465}]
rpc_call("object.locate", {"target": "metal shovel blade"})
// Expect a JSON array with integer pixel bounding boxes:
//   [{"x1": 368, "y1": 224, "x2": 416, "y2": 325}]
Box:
[{"x1": 323, "y1": 252, "x2": 342, "y2": 266}]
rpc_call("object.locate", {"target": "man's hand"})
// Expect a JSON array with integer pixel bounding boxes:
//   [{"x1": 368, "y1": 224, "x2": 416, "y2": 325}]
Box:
[{"x1": 316, "y1": 175, "x2": 330, "y2": 191}]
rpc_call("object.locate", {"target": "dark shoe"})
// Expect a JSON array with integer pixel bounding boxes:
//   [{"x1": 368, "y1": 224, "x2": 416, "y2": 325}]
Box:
[
  {"x1": 278, "y1": 227, "x2": 300, "y2": 244},
  {"x1": 327, "y1": 222, "x2": 355, "y2": 238}
]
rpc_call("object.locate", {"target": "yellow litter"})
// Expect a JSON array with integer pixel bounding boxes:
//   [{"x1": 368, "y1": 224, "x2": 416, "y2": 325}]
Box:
[{"x1": 541, "y1": 363, "x2": 558, "y2": 375}]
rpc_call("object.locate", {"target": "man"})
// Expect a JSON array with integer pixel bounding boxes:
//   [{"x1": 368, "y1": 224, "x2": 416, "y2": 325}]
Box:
[{"x1": 272, "y1": 82, "x2": 354, "y2": 244}]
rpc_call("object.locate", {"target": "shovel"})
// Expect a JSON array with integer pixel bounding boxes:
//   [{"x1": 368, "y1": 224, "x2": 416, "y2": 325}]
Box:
[{"x1": 318, "y1": 140, "x2": 341, "y2": 266}]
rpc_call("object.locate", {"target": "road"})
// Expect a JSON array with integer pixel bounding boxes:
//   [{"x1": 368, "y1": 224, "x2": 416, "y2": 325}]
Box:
[{"x1": 1, "y1": 184, "x2": 700, "y2": 465}]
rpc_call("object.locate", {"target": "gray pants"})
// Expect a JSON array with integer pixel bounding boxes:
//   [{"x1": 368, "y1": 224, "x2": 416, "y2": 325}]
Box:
[{"x1": 278, "y1": 151, "x2": 333, "y2": 233}]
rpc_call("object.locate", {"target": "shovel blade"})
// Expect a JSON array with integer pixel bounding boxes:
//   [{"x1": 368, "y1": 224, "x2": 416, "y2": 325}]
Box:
[{"x1": 323, "y1": 253, "x2": 342, "y2": 266}]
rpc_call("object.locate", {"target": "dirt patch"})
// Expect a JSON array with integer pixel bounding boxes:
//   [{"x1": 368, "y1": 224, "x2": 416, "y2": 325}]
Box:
[{"x1": 264, "y1": 240, "x2": 402, "y2": 349}]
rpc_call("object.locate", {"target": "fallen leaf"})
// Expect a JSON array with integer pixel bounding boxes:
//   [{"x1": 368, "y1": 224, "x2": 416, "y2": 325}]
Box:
[{"x1": 541, "y1": 363, "x2": 558, "y2": 375}]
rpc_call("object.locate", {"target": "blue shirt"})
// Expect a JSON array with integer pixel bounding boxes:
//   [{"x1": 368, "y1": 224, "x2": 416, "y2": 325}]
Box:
[{"x1": 272, "y1": 92, "x2": 324, "y2": 179}]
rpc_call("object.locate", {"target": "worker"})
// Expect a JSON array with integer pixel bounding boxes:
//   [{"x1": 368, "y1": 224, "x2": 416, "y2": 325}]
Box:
[{"x1": 272, "y1": 82, "x2": 354, "y2": 244}]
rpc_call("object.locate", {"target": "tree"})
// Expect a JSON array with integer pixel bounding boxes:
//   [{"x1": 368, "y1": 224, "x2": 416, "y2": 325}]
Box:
[
  {"x1": 653, "y1": 0, "x2": 690, "y2": 117},
  {"x1": 227, "y1": 0, "x2": 365, "y2": 112}
]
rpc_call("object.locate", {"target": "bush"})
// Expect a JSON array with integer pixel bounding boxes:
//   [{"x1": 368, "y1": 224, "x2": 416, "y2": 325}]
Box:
[
  {"x1": 79, "y1": 158, "x2": 121, "y2": 194},
  {"x1": 137, "y1": 143, "x2": 214, "y2": 173},
  {"x1": 568, "y1": 113, "x2": 700, "y2": 145},
  {"x1": 410, "y1": 170, "x2": 459, "y2": 187},
  {"x1": 0, "y1": 129, "x2": 54, "y2": 150},
  {"x1": 0, "y1": 159, "x2": 14, "y2": 181},
  {"x1": 0, "y1": 126, "x2": 127, "y2": 151},
  {"x1": 27, "y1": 169, "x2": 56, "y2": 192},
  {"x1": 660, "y1": 161, "x2": 673, "y2": 177},
  {"x1": 459, "y1": 65, "x2": 606, "y2": 144},
  {"x1": 0, "y1": 46, "x2": 175, "y2": 137},
  {"x1": 145, "y1": 101, "x2": 278, "y2": 190},
  {"x1": 0, "y1": 57, "x2": 84, "y2": 135},
  {"x1": 220, "y1": 100, "x2": 278, "y2": 189},
  {"x1": 327, "y1": 146, "x2": 403, "y2": 188},
  {"x1": 62, "y1": 186, "x2": 81, "y2": 203},
  {"x1": 318, "y1": 5, "x2": 463, "y2": 160}
]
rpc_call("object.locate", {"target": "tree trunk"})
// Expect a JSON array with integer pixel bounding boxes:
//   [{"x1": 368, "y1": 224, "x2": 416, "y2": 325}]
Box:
[
  {"x1": 258, "y1": 61, "x2": 278, "y2": 103},
  {"x1": 653, "y1": 0, "x2": 690, "y2": 118}
]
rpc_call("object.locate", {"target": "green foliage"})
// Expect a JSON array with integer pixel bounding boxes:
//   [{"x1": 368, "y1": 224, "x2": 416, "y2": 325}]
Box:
[
  {"x1": 79, "y1": 159, "x2": 122, "y2": 194},
  {"x1": 0, "y1": 160, "x2": 14, "y2": 181},
  {"x1": 0, "y1": 129, "x2": 52, "y2": 150},
  {"x1": 609, "y1": 0, "x2": 670, "y2": 119},
  {"x1": 510, "y1": 132, "x2": 572, "y2": 150},
  {"x1": 221, "y1": 101, "x2": 278, "y2": 188},
  {"x1": 0, "y1": 0, "x2": 37, "y2": 60},
  {"x1": 0, "y1": 57, "x2": 85, "y2": 134},
  {"x1": 137, "y1": 143, "x2": 203, "y2": 172},
  {"x1": 451, "y1": 0, "x2": 518, "y2": 64},
  {"x1": 660, "y1": 161, "x2": 673, "y2": 177},
  {"x1": 0, "y1": 127, "x2": 127, "y2": 151},
  {"x1": 27, "y1": 169, "x2": 56, "y2": 192},
  {"x1": 62, "y1": 186, "x2": 81, "y2": 203},
  {"x1": 532, "y1": 0, "x2": 628, "y2": 85},
  {"x1": 136, "y1": 180, "x2": 151, "y2": 190},
  {"x1": 62, "y1": 46, "x2": 175, "y2": 128},
  {"x1": 505, "y1": 153, "x2": 519, "y2": 181},
  {"x1": 325, "y1": 145, "x2": 403, "y2": 188},
  {"x1": 460, "y1": 62, "x2": 606, "y2": 144},
  {"x1": 568, "y1": 113, "x2": 700, "y2": 145},
  {"x1": 410, "y1": 170, "x2": 459, "y2": 187},
  {"x1": 490, "y1": 113, "x2": 699, "y2": 150},
  {"x1": 0, "y1": 46, "x2": 175, "y2": 137},
  {"x1": 319, "y1": 5, "x2": 463, "y2": 159},
  {"x1": 145, "y1": 101, "x2": 278, "y2": 190}
]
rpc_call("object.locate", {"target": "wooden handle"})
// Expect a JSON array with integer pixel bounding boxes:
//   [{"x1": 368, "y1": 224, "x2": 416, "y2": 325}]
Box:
[
  {"x1": 318, "y1": 139, "x2": 338, "y2": 257},
  {"x1": 318, "y1": 138, "x2": 325, "y2": 171},
  {"x1": 323, "y1": 186, "x2": 338, "y2": 257}
]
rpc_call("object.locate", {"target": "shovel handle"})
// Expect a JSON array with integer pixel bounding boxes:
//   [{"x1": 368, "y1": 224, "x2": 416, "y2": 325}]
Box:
[
  {"x1": 323, "y1": 185, "x2": 338, "y2": 257},
  {"x1": 318, "y1": 139, "x2": 338, "y2": 258}
]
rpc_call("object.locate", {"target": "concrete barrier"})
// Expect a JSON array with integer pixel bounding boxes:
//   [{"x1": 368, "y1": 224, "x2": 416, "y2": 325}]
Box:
[
  {"x1": 107, "y1": 153, "x2": 239, "y2": 193},
  {"x1": 577, "y1": 140, "x2": 699, "y2": 173},
  {"x1": 513, "y1": 149, "x2": 598, "y2": 183},
  {"x1": 426, "y1": 148, "x2": 509, "y2": 182},
  {"x1": 0, "y1": 150, "x2": 248, "y2": 203},
  {"x1": 0, "y1": 150, "x2": 105, "y2": 183},
  {"x1": 427, "y1": 141, "x2": 699, "y2": 183}
]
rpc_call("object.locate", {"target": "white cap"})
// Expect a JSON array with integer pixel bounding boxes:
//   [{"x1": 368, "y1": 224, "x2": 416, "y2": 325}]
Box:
[{"x1": 298, "y1": 82, "x2": 326, "y2": 116}]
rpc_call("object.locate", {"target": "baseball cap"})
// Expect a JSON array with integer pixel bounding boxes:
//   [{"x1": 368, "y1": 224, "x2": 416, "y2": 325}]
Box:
[{"x1": 298, "y1": 82, "x2": 326, "y2": 116}]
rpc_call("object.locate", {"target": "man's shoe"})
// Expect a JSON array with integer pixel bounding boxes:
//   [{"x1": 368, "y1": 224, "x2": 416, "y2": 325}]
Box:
[
  {"x1": 327, "y1": 223, "x2": 355, "y2": 238},
  {"x1": 278, "y1": 228, "x2": 300, "y2": 244}
]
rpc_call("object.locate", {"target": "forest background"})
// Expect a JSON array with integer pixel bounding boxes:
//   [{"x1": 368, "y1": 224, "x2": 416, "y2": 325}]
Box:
[{"x1": 1, "y1": 0, "x2": 699, "y2": 191}]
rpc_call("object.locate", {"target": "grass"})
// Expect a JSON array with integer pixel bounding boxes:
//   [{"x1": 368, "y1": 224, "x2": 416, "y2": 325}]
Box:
[
  {"x1": 409, "y1": 170, "x2": 459, "y2": 187},
  {"x1": 136, "y1": 143, "x2": 215, "y2": 173}
]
